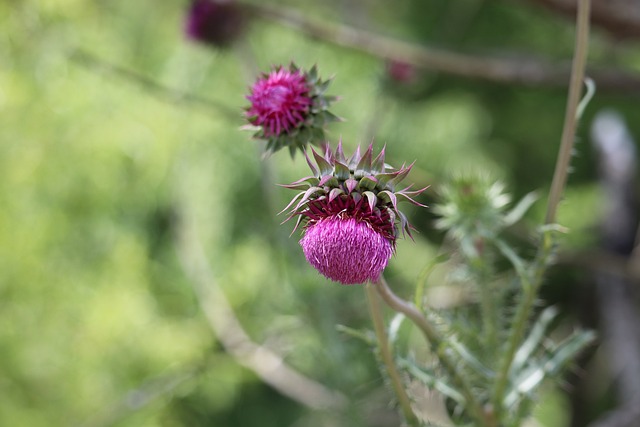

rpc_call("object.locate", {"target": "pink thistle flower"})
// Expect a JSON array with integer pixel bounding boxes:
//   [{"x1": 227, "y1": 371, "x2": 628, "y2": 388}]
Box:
[
  {"x1": 245, "y1": 64, "x2": 340, "y2": 156},
  {"x1": 301, "y1": 217, "x2": 393, "y2": 285},
  {"x1": 281, "y1": 142, "x2": 428, "y2": 285},
  {"x1": 184, "y1": 0, "x2": 246, "y2": 48},
  {"x1": 246, "y1": 67, "x2": 312, "y2": 138}
]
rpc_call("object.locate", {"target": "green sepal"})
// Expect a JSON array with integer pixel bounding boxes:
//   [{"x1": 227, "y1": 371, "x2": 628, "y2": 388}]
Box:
[
  {"x1": 334, "y1": 161, "x2": 350, "y2": 181},
  {"x1": 358, "y1": 175, "x2": 378, "y2": 191}
]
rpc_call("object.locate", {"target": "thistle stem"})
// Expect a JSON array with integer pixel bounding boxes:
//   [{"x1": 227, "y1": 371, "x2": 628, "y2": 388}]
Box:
[
  {"x1": 474, "y1": 260, "x2": 498, "y2": 353},
  {"x1": 366, "y1": 284, "x2": 420, "y2": 427},
  {"x1": 490, "y1": 233, "x2": 553, "y2": 416},
  {"x1": 374, "y1": 275, "x2": 492, "y2": 426},
  {"x1": 492, "y1": 0, "x2": 591, "y2": 417},
  {"x1": 545, "y1": 0, "x2": 592, "y2": 225}
]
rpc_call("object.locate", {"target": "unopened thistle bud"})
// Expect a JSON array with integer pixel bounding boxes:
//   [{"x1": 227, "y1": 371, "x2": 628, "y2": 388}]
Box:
[
  {"x1": 245, "y1": 64, "x2": 340, "y2": 157},
  {"x1": 281, "y1": 142, "x2": 427, "y2": 284}
]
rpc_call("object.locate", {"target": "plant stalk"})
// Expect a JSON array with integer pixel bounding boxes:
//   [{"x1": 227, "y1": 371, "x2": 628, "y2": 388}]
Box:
[
  {"x1": 366, "y1": 284, "x2": 420, "y2": 427},
  {"x1": 545, "y1": 0, "x2": 592, "y2": 225},
  {"x1": 493, "y1": 0, "x2": 591, "y2": 418},
  {"x1": 476, "y1": 261, "x2": 499, "y2": 352}
]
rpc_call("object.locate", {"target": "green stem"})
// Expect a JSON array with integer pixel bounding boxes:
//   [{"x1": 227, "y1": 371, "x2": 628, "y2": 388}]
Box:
[
  {"x1": 492, "y1": 0, "x2": 591, "y2": 418},
  {"x1": 490, "y1": 234, "x2": 553, "y2": 416},
  {"x1": 544, "y1": 0, "x2": 592, "y2": 225},
  {"x1": 366, "y1": 284, "x2": 420, "y2": 427},
  {"x1": 475, "y1": 260, "x2": 498, "y2": 353},
  {"x1": 480, "y1": 281, "x2": 498, "y2": 352},
  {"x1": 375, "y1": 275, "x2": 492, "y2": 426}
]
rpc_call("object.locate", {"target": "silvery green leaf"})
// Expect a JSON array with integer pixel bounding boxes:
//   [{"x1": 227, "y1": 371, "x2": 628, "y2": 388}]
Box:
[
  {"x1": 503, "y1": 192, "x2": 538, "y2": 226},
  {"x1": 398, "y1": 358, "x2": 466, "y2": 405},
  {"x1": 449, "y1": 339, "x2": 494, "y2": 379},
  {"x1": 504, "y1": 329, "x2": 595, "y2": 408},
  {"x1": 388, "y1": 313, "x2": 406, "y2": 345},
  {"x1": 335, "y1": 325, "x2": 376, "y2": 346},
  {"x1": 511, "y1": 306, "x2": 559, "y2": 377}
]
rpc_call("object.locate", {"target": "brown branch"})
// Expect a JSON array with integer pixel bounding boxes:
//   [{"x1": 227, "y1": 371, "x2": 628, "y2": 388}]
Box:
[
  {"x1": 242, "y1": 2, "x2": 640, "y2": 93},
  {"x1": 525, "y1": 0, "x2": 640, "y2": 40},
  {"x1": 70, "y1": 49, "x2": 240, "y2": 120},
  {"x1": 173, "y1": 203, "x2": 347, "y2": 411}
]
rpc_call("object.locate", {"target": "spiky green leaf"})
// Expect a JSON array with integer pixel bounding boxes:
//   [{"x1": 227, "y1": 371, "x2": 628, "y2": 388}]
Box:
[{"x1": 398, "y1": 358, "x2": 466, "y2": 405}]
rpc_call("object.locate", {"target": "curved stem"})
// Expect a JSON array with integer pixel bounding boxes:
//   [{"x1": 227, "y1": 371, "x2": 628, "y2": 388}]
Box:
[
  {"x1": 366, "y1": 284, "x2": 420, "y2": 427},
  {"x1": 374, "y1": 275, "x2": 492, "y2": 426}
]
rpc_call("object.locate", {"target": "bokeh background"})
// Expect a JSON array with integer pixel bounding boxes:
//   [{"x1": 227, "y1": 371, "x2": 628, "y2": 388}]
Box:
[{"x1": 2, "y1": 0, "x2": 640, "y2": 426}]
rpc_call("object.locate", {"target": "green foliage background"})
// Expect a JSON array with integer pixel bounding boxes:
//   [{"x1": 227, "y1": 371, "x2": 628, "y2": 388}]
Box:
[{"x1": 2, "y1": 0, "x2": 639, "y2": 426}]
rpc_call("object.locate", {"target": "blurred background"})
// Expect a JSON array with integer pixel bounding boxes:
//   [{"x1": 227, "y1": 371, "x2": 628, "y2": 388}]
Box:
[{"x1": 2, "y1": 0, "x2": 640, "y2": 426}]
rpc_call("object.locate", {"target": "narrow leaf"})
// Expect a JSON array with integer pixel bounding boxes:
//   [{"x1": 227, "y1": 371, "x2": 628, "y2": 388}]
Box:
[
  {"x1": 388, "y1": 313, "x2": 406, "y2": 345},
  {"x1": 335, "y1": 324, "x2": 375, "y2": 346},
  {"x1": 449, "y1": 339, "x2": 494, "y2": 379},
  {"x1": 398, "y1": 359, "x2": 466, "y2": 405},
  {"x1": 494, "y1": 238, "x2": 528, "y2": 280},
  {"x1": 504, "y1": 192, "x2": 538, "y2": 226},
  {"x1": 511, "y1": 306, "x2": 559, "y2": 376}
]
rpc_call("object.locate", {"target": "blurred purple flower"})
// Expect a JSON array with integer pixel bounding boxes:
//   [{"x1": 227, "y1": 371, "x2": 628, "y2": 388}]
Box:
[
  {"x1": 184, "y1": 0, "x2": 245, "y2": 48},
  {"x1": 386, "y1": 60, "x2": 418, "y2": 84}
]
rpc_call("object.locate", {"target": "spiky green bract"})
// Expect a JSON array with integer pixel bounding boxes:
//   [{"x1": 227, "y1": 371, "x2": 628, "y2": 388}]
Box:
[
  {"x1": 245, "y1": 64, "x2": 341, "y2": 157},
  {"x1": 433, "y1": 174, "x2": 538, "y2": 259},
  {"x1": 434, "y1": 175, "x2": 511, "y2": 242},
  {"x1": 281, "y1": 142, "x2": 427, "y2": 284}
]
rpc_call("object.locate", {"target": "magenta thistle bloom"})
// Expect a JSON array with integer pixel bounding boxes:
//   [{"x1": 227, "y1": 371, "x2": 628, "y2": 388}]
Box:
[
  {"x1": 184, "y1": 0, "x2": 246, "y2": 48},
  {"x1": 282, "y1": 142, "x2": 427, "y2": 285},
  {"x1": 245, "y1": 64, "x2": 340, "y2": 156},
  {"x1": 301, "y1": 218, "x2": 393, "y2": 284}
]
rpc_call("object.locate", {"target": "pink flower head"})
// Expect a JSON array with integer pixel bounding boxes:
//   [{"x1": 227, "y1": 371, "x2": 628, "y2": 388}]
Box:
[
  {"x1": 281, "y1": 142, "x2": 428, "y2": 285},
  {"x1": 184, "y1": 0, "x2": 246, "y2": 48},
  {"x1": 244, "y1": 64, "x2": 340, "y2": 156},
  {"x1": 246, "y1": 67, "x2": 312, "y2": 138},
  {"x1": 301, "y1": 217, "x2": 393, "y2": 284}
]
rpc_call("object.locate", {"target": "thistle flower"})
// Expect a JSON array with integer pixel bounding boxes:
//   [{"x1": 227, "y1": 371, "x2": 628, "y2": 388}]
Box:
[
  {"x1": 184, "y1": 0, "x2": 246, "y2": 48},
  {"x1": 281, "y1": 142, "x2": 427, "y2": 284},
  {"x1": 245, "y1": 64, "x2": 340, "y2": 156}
]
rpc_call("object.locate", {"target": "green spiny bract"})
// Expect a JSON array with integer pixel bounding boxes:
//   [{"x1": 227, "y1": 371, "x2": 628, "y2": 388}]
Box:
[{"x1": 282, "y1": 141, "x2": 427, "y2": 243}]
